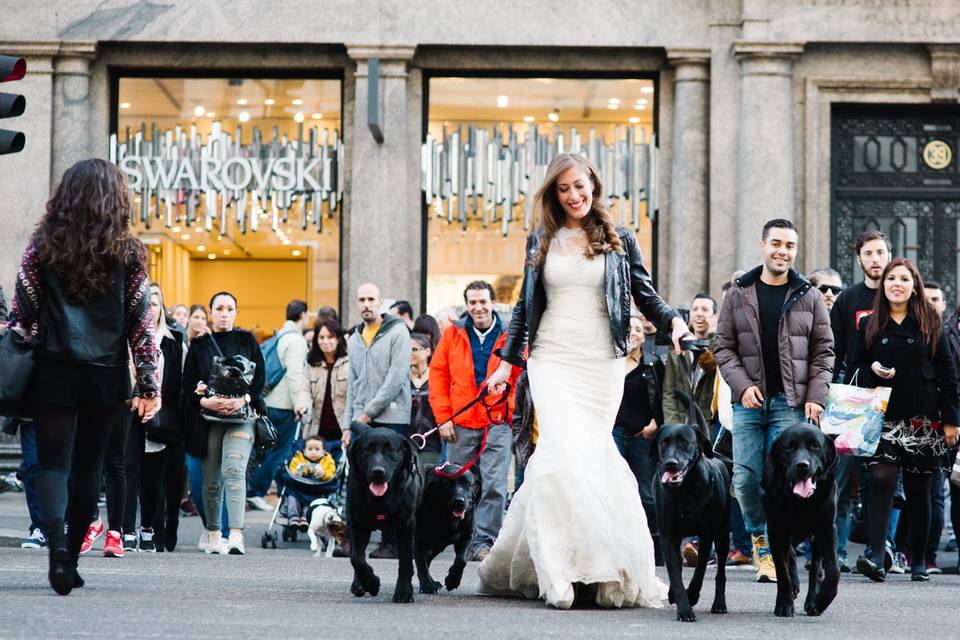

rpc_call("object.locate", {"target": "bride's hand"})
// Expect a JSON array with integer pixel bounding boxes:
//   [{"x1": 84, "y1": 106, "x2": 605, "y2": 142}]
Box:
[
  {"x1": 486, "y1": 362, "x2": 512, "y2": 395},
  {"x1": 671, "y1": 317, "x2": 694, "y2": 355}
]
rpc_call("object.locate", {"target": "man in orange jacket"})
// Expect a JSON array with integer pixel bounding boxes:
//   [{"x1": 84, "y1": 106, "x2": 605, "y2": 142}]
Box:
[{"x1": 430, "y1": 281, "x2": 519, "y2": 561}]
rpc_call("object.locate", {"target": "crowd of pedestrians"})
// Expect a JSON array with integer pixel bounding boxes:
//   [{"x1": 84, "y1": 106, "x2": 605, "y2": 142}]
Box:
[{"x1": 1, "y1": 157, "x2": 959, "y2": 598}]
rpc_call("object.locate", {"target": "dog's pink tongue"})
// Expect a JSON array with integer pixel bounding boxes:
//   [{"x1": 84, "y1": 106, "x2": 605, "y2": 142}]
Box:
[
  {"x1": 793, "y1": 478, "x2": 816, "y2": 498},
  {"x1": 452, "y1": 510, "x2": 465, "y2": 519},
  {"x1": 369, "y1": 482, "x2": 389, "y2": 497},
  {"x1": 661, "y1": 471, "x2": 681, "y2": 484}
]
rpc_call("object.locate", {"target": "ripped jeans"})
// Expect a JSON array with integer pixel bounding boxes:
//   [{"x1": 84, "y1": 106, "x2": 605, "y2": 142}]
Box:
[{"x1": 202, "y1": 420, "x2": 255, "y2": 531}]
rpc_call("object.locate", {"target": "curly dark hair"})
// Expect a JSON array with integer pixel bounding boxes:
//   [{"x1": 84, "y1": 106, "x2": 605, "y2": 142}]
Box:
[
  {"x1": 32, "y1": 159, "x2": 145, "y2": 303},
  {"x1": 529, "y1": 153, "x2": 623, "y2": 269}
]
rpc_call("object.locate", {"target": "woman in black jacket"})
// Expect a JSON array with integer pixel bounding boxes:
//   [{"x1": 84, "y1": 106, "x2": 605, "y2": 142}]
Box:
[
  {"x1": 8, "y1": 159, "x2": 159, "y2": 595},
  {"x1": 133, "y1": 284, "x2": 186, "y2": 552},
  {"x1": 181, "y1": 291, "x2": 265, "y2": 555},
  {"x1": 847, "y1": 258, "x2": 959, "y2": 581},
  {"x1": 612, "y1": 315, "x2": 665, "y2": 549}
]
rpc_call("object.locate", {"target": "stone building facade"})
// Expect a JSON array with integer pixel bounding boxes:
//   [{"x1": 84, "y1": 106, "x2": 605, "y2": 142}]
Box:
[{"x1": 1, "y1": 1, "x2": 958, "y2": 325}]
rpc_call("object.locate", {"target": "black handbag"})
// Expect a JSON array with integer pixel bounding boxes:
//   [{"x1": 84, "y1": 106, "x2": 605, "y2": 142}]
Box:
[
  {"x1": 201, "y1": 334, "x2": 255, "y2": 425},
  {"x1": 0, "y1": 328, "x2": 35, "y2": 417},
  {"x1": 253, "y1": 411, "x2": 278, "y2": 450}
]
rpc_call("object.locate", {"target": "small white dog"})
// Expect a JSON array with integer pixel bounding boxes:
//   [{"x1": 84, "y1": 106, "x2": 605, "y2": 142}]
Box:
[{"x1": 307, "y1": 498, "x2": 347, "y2": 557}]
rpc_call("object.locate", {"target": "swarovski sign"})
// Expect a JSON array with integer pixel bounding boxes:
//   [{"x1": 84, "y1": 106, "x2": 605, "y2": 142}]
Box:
[
  {"x1": 117, "y1": 156, "x2": 329, "y2": 193},
  {"x1": 111, "y1": 121, "x2": 344, "y2": 233}
]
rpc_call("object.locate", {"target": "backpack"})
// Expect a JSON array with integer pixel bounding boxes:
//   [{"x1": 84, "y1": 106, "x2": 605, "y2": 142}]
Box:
[{"x1": 261, "y1": 327, "x2": 298, "y2": 393}]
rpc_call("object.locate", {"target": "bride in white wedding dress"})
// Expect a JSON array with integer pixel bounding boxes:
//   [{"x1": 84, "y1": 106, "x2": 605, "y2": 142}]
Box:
[{"x1": 480, "y1": 153, "x2": 691, "y2": 610}]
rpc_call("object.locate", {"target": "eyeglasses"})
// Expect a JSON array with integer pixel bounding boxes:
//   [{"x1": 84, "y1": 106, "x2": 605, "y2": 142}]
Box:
[{"x1": 817, "y1": 284, "x2": 842, "y2": 295}]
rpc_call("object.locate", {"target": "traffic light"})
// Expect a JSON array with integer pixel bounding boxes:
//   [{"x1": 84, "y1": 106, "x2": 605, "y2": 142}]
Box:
[{"x1": 0, "y1": 55, "x2": 26, "y2": 155}]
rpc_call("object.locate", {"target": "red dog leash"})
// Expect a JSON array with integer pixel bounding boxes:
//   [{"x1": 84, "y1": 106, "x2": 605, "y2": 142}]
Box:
[{"x1": 410, "y1": 384, "x2": 511, "y2": 479}]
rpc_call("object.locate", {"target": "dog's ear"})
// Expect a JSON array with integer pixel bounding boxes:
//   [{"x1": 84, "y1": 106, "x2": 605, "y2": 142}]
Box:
[
  {"x1": 760, "y1": 437, "x2": 781, "y2": 492},
  {"x1": 695, "y1": 427, "x2": 714, "y2": 459},
  {"x1": 822, "y1": 432, "x2": 837, "y2": 476},
  {"x1": 350, "y1": 421, "x2": 371, "y2": 436},
  {"x1": 403, "y1": 437, "x2": 422, "y2": 480}
]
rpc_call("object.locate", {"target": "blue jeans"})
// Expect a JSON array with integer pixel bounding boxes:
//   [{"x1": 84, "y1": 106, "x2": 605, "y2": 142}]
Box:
[
  {"x1": 187, "y1": 453, "x2": 227, "y2": 537},
  {"x1": 835, "y1": 455, "x2": 856, "y2": 558},
  {"x1": 732, "y1": 393, "x2": 805, "y2": 537},
  {"x1": 248, "y1": 407, "x2": 298, "y2": 498},
  {"x1": 18, "y1": 420, "x2": 42, "y2": 533},
  {"x1": 612, "y1": 425, "x2": 659, "y2": 535}
]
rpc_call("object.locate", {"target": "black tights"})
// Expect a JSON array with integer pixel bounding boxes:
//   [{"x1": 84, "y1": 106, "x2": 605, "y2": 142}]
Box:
[
  {"x1": 33, "y1": 403, "x2": 121, "y2": 557},
  {"x1": 101, "y1": 411, "x2": 131, "y2": 532},
  {"x1": 866, "y1": 462, "x2": 931, "y2": 571}
]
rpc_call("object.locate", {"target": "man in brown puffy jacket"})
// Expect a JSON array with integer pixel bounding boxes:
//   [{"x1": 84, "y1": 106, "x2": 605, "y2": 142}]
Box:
[{"x1": 714, "y1": 218, "x2": 834, "y2": 583}]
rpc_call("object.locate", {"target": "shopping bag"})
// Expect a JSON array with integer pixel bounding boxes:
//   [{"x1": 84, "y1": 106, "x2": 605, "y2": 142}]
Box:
[{"x1": 821, "y1": 379, "x2": 891, "y2": 457}]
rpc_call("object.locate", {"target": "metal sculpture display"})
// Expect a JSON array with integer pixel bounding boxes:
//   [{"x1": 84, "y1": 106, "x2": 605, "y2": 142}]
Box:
[
  {"x1": 110, "y1": 121, "x2": 344, "y2": 234},
  {"x1": 421, "y1": 124, "x2": 657, "y2": 235}
]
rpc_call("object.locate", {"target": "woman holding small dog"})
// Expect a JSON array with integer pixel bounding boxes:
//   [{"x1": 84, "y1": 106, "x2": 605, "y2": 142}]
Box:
[
  {"x1": 847, "y1": 258, "x2": 960, "y2": 582},
  {"x1": 182, "y1": 291, "x2": 265, "y2": 555},
  {"x1": 481, "y1": 153, "x2": 691, "y2": 609}
]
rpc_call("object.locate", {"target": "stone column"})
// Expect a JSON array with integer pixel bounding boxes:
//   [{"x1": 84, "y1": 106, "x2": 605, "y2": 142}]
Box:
[
  {"x1": 928, "y1": 45, "x2": 960, "y2": 103},
  {"x1": 51, "y1": 42, "x2": 96, "y2": 185},
  {"x1": 0, "y1": 42, "x2": 58, "y2": 290},
  {"x1": 666, "y1": 49, "x2": 710, "y2": 305},
  {"x1": 733, "y1": 42, "x2": 803, "y2": 268},
  {"x1": 342, "y1": 46, "x2": 419, "y2": 325}
]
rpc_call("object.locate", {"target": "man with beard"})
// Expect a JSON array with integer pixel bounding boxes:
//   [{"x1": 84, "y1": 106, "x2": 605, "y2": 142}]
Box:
[
  {"x1": 830, "y1": 230, "x2": 891, "y2": 382},
  {"x1": 828, "y1": 230, "x2": 891, "y2": 573}
]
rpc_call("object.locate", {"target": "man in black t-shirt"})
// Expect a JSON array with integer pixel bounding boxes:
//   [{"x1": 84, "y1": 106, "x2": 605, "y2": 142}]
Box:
[
  {"x1": 715, "y1": 219, "x2": 834, "y2": 583},
  {"x1": 827, "y1": 230, "x2": 890, "y2": 573},
  {"x1": 830, "y1": 230, "x2": 891, "y2": 383}
]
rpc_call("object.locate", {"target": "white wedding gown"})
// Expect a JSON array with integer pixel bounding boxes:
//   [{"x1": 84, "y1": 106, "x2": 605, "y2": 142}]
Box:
[{"x1": 478, "y1": 226, "x2": 668, "y2": 609}]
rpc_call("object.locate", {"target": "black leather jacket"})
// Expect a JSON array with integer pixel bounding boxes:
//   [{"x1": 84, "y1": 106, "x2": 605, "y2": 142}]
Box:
[{"x1": 501, "y1": 225, "x2": 679, "y2": 365}]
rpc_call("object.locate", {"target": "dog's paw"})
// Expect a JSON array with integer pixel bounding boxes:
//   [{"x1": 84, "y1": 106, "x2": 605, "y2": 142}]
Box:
[
  {"x1": 393, "y1": 583, "x2": 415, "y2": 603},
  {"x1": 774, "y1": 603, "x2": 795, "y2": 618},
  {"x1": 804, "y1": 604, "x2": 822, "y2": 617},
  {"x1": 686, "y1": 587, "x2": 701, "y2": 607},
  {"x1": 711, "y1": 600, "x2": 727, "y2": 615},
  {"x1": 676, "y1": 607, "x2": 697, "y2": 622},
  {"x1": 791, "y1": 581, "x2": 800, "y2": 600},
  {"x1": 359, "y1": 572, "x2": 380, "y2": 597},
  {"x1": 419, "y1": 580, "x2": 442, "y2": 594},
  {"x1": 445, "y1": 570, "x2": 463, "y2": 591},
  {"x1": 350, "y1": 578, "x2": 366, "y2": 597}
]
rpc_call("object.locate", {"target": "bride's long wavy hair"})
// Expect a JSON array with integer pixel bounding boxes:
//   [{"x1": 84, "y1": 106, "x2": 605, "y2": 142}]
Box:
[
  {"x1": 32, "y1": 159, "x2": 146, "y2": 303},
  {"x1": 528, "y1": 153, "x2": 623, "y2": 268}
]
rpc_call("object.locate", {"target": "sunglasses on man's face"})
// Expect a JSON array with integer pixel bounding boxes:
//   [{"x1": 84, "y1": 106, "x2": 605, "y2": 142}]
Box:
[{"x1": 817, "y1": 284, "x2": 842, "y2": 295}]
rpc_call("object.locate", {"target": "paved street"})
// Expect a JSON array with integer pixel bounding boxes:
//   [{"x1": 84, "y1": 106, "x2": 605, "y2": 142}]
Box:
[{"x1": 0, "y1": 490, "x2": 957, "y2": 640}]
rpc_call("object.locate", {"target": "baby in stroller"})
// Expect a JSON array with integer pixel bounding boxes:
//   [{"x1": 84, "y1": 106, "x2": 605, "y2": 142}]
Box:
[{"x1": 282, "y1": 436, "x2": 336, "y2": 530}]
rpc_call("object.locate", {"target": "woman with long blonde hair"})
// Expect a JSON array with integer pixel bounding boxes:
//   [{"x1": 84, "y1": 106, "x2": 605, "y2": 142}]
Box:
[{"x1": 482, "y1": 153, "x2": 691, "y2": 609}]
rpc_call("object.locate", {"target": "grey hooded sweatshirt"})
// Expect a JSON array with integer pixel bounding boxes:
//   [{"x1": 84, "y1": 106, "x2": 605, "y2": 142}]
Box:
[{"x1": 344, "y1": 313, "x2": 412, "y2": 426}]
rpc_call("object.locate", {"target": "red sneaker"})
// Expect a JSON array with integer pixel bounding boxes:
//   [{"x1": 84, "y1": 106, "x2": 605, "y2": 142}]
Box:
[
  {"x1": 102, "y1": 530, "x2": 124, "y2": 557},
  {"x1": 79, "y1": 518, "x2": 104, "y2": 555}
]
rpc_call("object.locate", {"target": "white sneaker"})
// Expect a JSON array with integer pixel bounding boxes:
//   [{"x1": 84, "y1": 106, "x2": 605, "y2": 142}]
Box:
[
  {"x1": 247, "y1": 496, "x2": 272, "y2": 511},
  {"x1": 226, "y1": 531, "x2": 245, "y2": 555},
  {"x1": 889, "y1": 551, "x2": 908, "y2": 575},
  {"x1": 205, "y1": 531, "x2": 225, "y2": 555},
  {"x1": 197, "y1": 530, "x2": 208, "y2": 552},
  {"x1": 21, "y1": 528, "x2": 46, "y2": 550}
]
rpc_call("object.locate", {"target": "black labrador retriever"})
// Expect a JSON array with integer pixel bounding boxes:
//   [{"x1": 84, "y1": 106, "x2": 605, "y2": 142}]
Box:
[
  {"x1": 414, "y1": 467, "x2": 481, "y2": 594},
  {"x1": 652, "y1": 389, "x2": 730, "y2": 622},
  {"x1": 761, "y1": 423, "x2": 839, "y2": 618},
  {"x1": 346, "y1": 421, "x2": 423, "y2": 603}
]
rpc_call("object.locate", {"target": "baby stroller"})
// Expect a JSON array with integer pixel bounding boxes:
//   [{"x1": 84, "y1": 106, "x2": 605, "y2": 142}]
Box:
[{"x1": 260, "y1": 420, "x2": 346, "y2": 554}]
